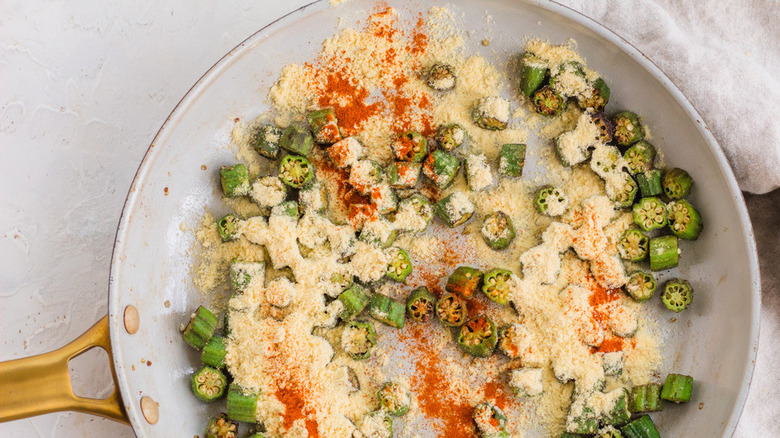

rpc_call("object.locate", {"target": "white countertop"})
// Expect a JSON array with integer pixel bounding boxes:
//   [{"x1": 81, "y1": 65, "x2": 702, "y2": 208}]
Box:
[{"x1": 1, "y1": 1, "x2": 776, "y2": 436}]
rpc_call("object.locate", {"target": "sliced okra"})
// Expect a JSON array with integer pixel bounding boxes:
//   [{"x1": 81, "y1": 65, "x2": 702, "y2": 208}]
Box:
[
  {"x1": 279, "y1": 155, "x2": 314, "y2": 188},
  {"x1": 473, "y1": 402, "x2": 507, "y2": 436},
  {"x1": 368, "y1": 294, "x2": 406, "y2": 329},
  {"x1": 509, "y1": 367, "x2": 544, "y2": 397},
  {"x1": 392, "y1": 131, "x2": 428, "y2": 162},
  {"x1": 534, "y1": 185, "x2": 569, "y2": 216},
  {"x1": 338, "y1": 284, "x2": 370, "y2": 320},
  {"x1": 226, "y1": 384, "x2": 258, "y2": 423},
  {"x1": 624, "y1": 271, "x2": 657, "y2": 302},
  {"x1": 566, "y1": 396, "x2": 599, "y2": 435},
  {"x1": 218, "y1": 214, "x2": 240, "y2": 242},
  {"x1": 649, "y1": 235, "x2": 679, "y2": 271},
  {"x1": 436, "y1": 123, "x2": 466, "y2": 151},
  {"x1": 435, "y1": 292, "x2": 468, "y2": 327},
  {"x1": 191, "y1": 366, "x2": 227, "y2": 402},
  {"x1": 434, "y1": 192, "x2": 474, "y2": 227},
  {"x1": 254, "y1": 124, "x2": 282, "y2": 160},
  {"x1": 498, "y1": 143, "x2": 526, "y2": 177},
  {"x1": 481, "y1": 269, "x2": 513, "y2": 305},
  {"x1": 465, "y1": 154, "x2": 495, "y2": 191},
  {"x1": 472, "y1": 96, "x2": 510, "y2": 130},
  {"x1": 299, "y1": 180, "x2": 328, "y2": 214},
  {"x1": 633, "y1": 197, "x2": 667, "y2": 231},
  {"x1": 386, "y1": 247, "x2": 412, "y2": 282},
  {"x1": 445, "y1": 266, "x2": 484, "y2": 299},
  {"x1": 250, "y1": 176, "x2": 287, "y2": 209},
  {"x1": 661, "y1": 373, "x2": 693, "y2": 403},
  {"x1": 481, "y1": 211, "x2": 516, "y2": 250},
  {"x1": 532, "y1": 86, "x2": 566, "y2": 116},
  {"x1": 387, "y1": 161, "x2": 421, "y2": 188},
  {"x1": 602, "y1": 351, "x2": 625, "y2": 376},
  {"x1": 183, "y1": 306, "x2": 218, "y2": 349},
  {"x1": 497, "y1": 323, "x2": 527, "y2": 359},
  {"x1": 607, "y1": 173, "x2": 639, "y2": 209},
  {"x1": 577, "y1": 77, "x2": 611, "y2": 111},
  {"x1": 204, "y1": 413, "x2": 238, "y2": 438},
  {"x1": 667, "y1": 199, "x2": 703, "y2": 240},
  {"x1": 425, "y1": 63, "x2": 457, "y2": 91},
  {"x1": 590, "y1": 112, "x2": 615, "y2": 143},
  {"x1": 423, "y1": 150, "x2": 460, "y2": 188},
  {"x1": 359, "y1": 410, "x2": 393, "y2": 438},
  {"x1": 629, "y1": 384, "x2": 663, "y2": 413},
  {"x1": 359, "y1": 218, "x2": 397, "y2": 248},
  {"x1": 458, "y1": 314, "x2": 497, "y2": 357},
  {"x1": 636, "y1": 169, "x2": 663, "y2": 198},
  {"x1": 271, "y1": 200, "x2": 299, "y2": 220},
  {"x1": 591, "y1": 143, "x2": 625, "y2": 178},
  {"x1": 620, "y1": 415, "x2": 661, "y2": 438},
  {"x1": 342, "y1": 320, "x2": 377, "y2": 360},
  {"x1": 601, "y1": 387, "x2": 631, "y2": 426},
  {"x1": 220, "y1": 164, "x2": 250, "y2": 198},
  {"x1": 349, "y1": 160, "x2": 384, "y2": 195},
  {"x1": 394, "y1": 194, "x2": 434, "y2": 232},
  {"x1": 279, "y1": 124, "x2": 314, "y2": 156},
  {"x1": 201, "y1": 335, "x2": 228, "y2": 369},
  {"x1": 519, "y1": 52, "x2": 547, "y2": 97},
  {"x1": 377, "y1": 382, "x2": 411, "y2": 416},
  {"x1": 617, "y1": 228, "x2": 649, "y2": 262},
  {"x1": 370, "y1": 185, "x2": 397, "y2": 215},
  {"x1": 612, "y1": 111, "x2": 644, "y2": 147},
  {"x1": 596, "y1": 426, "x2": 624, "y2": 438},
  {"x1": 662, "y1": 279, "x2": 692, "y2": 312},
  {"x1": 662, "y1": 167, "x2": 694, "y2": 199},
  {"x1": 229, "y1": 260, "x2": 264, "y2": 291},
  {"x1": 307, "y1": 108, "x2": 342, "y2": 145},
  {"x1": 406, "y1": 287, "x2": 437, "y2": 323},
  {"x1": 328, "y1": 136, "x2": 365, "y2": 168},
  {"x1": 624, "y1": 141, "x2": 656, "y2": 175}
]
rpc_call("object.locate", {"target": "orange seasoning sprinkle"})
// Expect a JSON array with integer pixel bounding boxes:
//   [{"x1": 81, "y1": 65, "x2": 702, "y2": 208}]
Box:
[
  {"x1": 275, "y1": 380, "x2": 320, "y2": 438},
  {"x1": 482, "y1": 380, "x2": 515, "y2": 412}
]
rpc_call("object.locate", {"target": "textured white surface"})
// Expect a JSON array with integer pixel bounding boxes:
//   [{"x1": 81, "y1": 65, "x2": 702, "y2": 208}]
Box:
[{"x1": 0, "y1": 0, "x2": 775, "y2": 436}]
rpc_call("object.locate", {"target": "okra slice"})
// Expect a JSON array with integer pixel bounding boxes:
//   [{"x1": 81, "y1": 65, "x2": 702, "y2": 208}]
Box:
[
  {"x1": 590, "y1": 112, "x2": 615, "y2": 143},
  {"x1": 601, "y1": 387, "x2": 631, "y2": 426},
  {"x1": 359, "y1": 217, "x2": 397, "y2": 248},
  {"x1": 498, "y1": 143, "x2": 526, "y2": 177},
  {"x1": 473, "y1": 402, "x2": 507, "y2": 436},
  {"x1": 608, "y1": 173, "x2": 639, "y2": 209},
  {"x1": 341, "y1": 320, "x2": 377, "y2": 360},
  {"x1": 423, "y1": 150, "x2": 460, "y2": 188},
  {"x1": 549, "y1": 61, "x2": 586, "y2": 97},
  {"x1": 633, "y1": 197, "x2": 667, "y2": 231},
  {"x1": 635, "y1": 169, "x2": 663, "y2": 198},
  {"x1": 662, "y1": 167, "x2": 694, "y2": 200},
  {"x1": 591, "y1": 143, "x2": 625, "y2": 178},
  {"x1": 377, "y1": 382, "x2": 411, "y2": 416},
  {"x1": 217, "y1": 214, "x2": 240, "y2": 242},
  {"x1": 279, "y1": 155, "x2": 314, "y2": 188},
  {"x1": 386, "y1": 247, "x2": 412, "y2": 282},
  {"x1": 329, "y1": 136, "x2": 365, "y2": 168},
  {"x1": 220, "y1": 164, "x2": 250, "y2": 198},
  {"x1": 661, "y1": 373, "x2": 693, "y2": 403},
  {"x1": 307, "y1": 107, "x2": 342, "y2": 145},
  {"x1": 465, "y1": 154, "x2": 495, "y2": 191},
  {"x1": 406, "y1": 287, "x2": 437, "y2": 323},
  {"x1": 534, "y1": 185, "x2": 569, "y2": 217},
  {"x1": 371, "y1": 184, "x2": 398, "y2": 214},
  {"x1": 457, "y1": 315, "x2": 498, "y2": 357},
  {"x1": 472, "y1": 96, "x2": 510, "y2": 130},
  {"x1": 481, "y1": 211, "x2": 516, "y2": 250},
  {"x1": 617, "y1": 228, "x2": 649, "y2": 262},
  {"x1": 191, "y1": 366, "x2": 227, "y2": 402},
  {"x1": 596, "y1": 426, "x2": 624, "y2": 438},
  {"x1": 565, "y1": 397, "x2": 598, "y2": 435},
  {"x1": 254, "y1": 124, "x2": 282, "y2": 160},
  {"x1": 387, "y1": 161, "x2": 421, "y2": 188},
  {"x1": 436, "y1": 123, "x2": 466, "y2": 151},
  {"x1": 349, "y1": 159, "x2": 384, "y2": 195},
  {"x1": 662, "y1": 279, "x2": 692, "y2": 312},
  {"x1": 481, "y1": 269, "x2": 513, "y2": 305},
  {"x1": 229, "y1": 261, "x2": 264, "y2": 292},
  {"x1": 226, "y1": 384, "x2": 258, "y2": 423},
  {"x1": 577, "y1": 77, "x2": 611, "y2": 111},
  {"x1": 250, "y1": 176, "x2": 287, "y2": 209},
  {"x1": 279, "y1": 124, "x2": 314, "y2": 156},
  {"x1": 359, "y1": 410, "x2": 393, "y2": 438},
  {"x1": 425, "y1": 63, "x2": 457, "y2": 91},
  {"x1": 392, "y1": 131, "x2": 428, "y2": 162},
  {"x1": 625, "y1": 271, "x2": 657, "y2": 302},
  {"x1": 602, "y1": 351, "x2": 625, "y2": 376},
  {"x1": 629, "y1": 384, "x2": 663, "y2": 413},
  {"x1": 497, "y1": 323, "x2": 527, "y2": 359},
  {"x1": 532, "y1": 86, "x2": 566, "y2": 117},
  {"x1": 624, "y1": 141, "x2": 656, "y2": 175},
  {"x1": 394, "y1": 194, "x2": 434, "y2": 233},
  {"x1": 649, "y1": 235, "x2": 679, "y2": 271},
  {"x1": 434, "y1": 192, "x2": 474, "y2": 227},
  {"x1": 509, "y1": 368, "x2": 544, "y2": 397},
  {"x1": 667, "y1": 199, "x2": 703, "y2": 240},
  {"x1": 271, "y1": 200, "x2": 299, "y2": 220},
  {"x1": 299, "y1": 180, "x2": 328, "y2": 214},
  {"x1": 620, "y1": 415, "x2": 661, "y2": 438},
  {"x1": 368, "y1": 294, "x2": 406, "y2": 329},
  {"x1": 436, "y1": 292, "x2": 468, "y2": 327},
  {"x1": 205, "y1": 413, "x2": 238, "y2": 438},
  {"x1": 446, "y1": 266, "x2": 484, "y2": 299},
  {"x1": 201, "y1": 335, "x2": 228, "y2": 369},
  {"x1": 519, "y1": 52, "x2": 547, "y2": 97},
  {"x1": 612, "y1": 111, "x2": 644, "y2": 147},
  {"x1": 183, "y1": 306, "x2": 218, "y2": 350},
  {"x1": 338, "y1": 284, "x2": 370, "y2": 320}
]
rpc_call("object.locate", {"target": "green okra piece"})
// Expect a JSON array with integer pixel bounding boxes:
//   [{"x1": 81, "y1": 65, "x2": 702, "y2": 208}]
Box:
[
  {"x1": 661, "y1": 373, "x2": 693, "y2": 403},
  {"x1": 629, "y1": 384, "x2": 663, "y2": 413},
  {"x1": 566, "y1": 403, "x2": 598, "y2": 435},
  {"x1": 436, "y1": 123, "x2": 466, "y2": 151},
  {"x1": 307, "y1": 108, "x2": 342, "y2": 145},
  {"x1": 279, "y1": 155, "x2": 314, "y2": 189},
  {"x1": 636, "y1": 169, "x2": 663, "y2": 198},
  {"x1": 271, "y1": 200, "x2": 299, "y2": 220},
  {"x1": 590, "y1": 112, "x2": 615, "y2": 143},
  {"x1": 226, "y1": 384, "x2": 258, "y2": 423},
  {"x1": 204, "y1": 413, "x2": 239, "y2": 438},
  {"x1": 387, "y1": 161, "x2": 422, "y2": 188},
  {"x1": 601, "y1": 387, "x2": 631, "y2": 426},
  {"x1": 633, "y1": 197, "x2": 667, "y2": 232},
  {"x1": 378, "y1": 382, "x2": 411, "y2": 416},
  {"x1": 435, "y1": 292, "x2": 468, "y2": 327},
  {"x1": 602, "y1": 351, "x2": 624, "y2": 376},
  {"x1": 472, "y1": 96, "x2": 510, "y2": 130},
  {"x1": 620, "y1": 415, "x2": 661, "y2": 438},
  {"x1": 386, "y1": 247, "x2": 412, "y2": 282},
  {"x1": 649, "y1": 235, "x2": 679, "y2": 271},
  {"x1": 201, "y1": 335, "x2": 228, "y2": 369},
  {"x1": 497, "y1": 323, "x2": 525, "y2": 359},
  {"x1": 218, "y1": 214, "x2": 240, "y2": 242},
  {"x1": 578, "y1": 77, "x2": 611, "y2": 112},
  {"x1": 338, "y1": 283, "x2": 370, "y2": 320},
  {"x1": 596, "y1": 426, "x2": 624, "y2": 438},
  {"x1": 667, "y1": 199, "x2": 703, "y2": 240},
  {"x1": 624, "y1": 141, "x2": 656, "y2": 175},
  {"x1": 446, "y1": 266, "x2": 484, "y2": 299},
  {"x1": 625, "y1": 271, "x2": 657, "y2": 302},
  {"x1": 406, "y1": 287, "x2": 437, "y2": 323},
  {"x1": 370, "y1": 185, "x2": 397, "y2": 215},
  {"x1": 368, "y1": 294, "x2": 406, "y2": 329},
  {"x1": 279, "y1": 124, "x2": 314, "y2": 156},
  {"x1": 457, "y1": 315, "x2": 498, "y2": 357},
  {"x1": 519, "y1": 52, "x2": 547, "y2": 97},
  {"x1": 481, "y1": 268, "x2": 513, "y2": 305},
  {"x1": 183, "y1": 306, "x2": 218, "y2": 350},
  {"x1": 610, "y1": 174, "x2": 639, "y2": 209},
  {"x1": 612, "y1": 111, "x2": 644, "y2": 147},
  {"x1": 358, "y1": 218, "x2": 397, "y2": 248},
  {"x1": 560, "y1": 434, "x2": 582, "y2": 438},
  {"x1": 481, "y1": 211, "x2": 516, "y2": 250},
  {"x1": 662, "y1": 278, "x2": 692, "y2": 312},
  {"x1": 361, "y1": 410, "x2": 393, "y2": 438},
  {"x1": 473, "y1": 401, "x2": 507, "y2": 435},
  {"x1": 498, "y1": 143, "x2": 526, "y2": 177},
  {"x1": 220, "y1": 164, "x2": 250, "y2": 198},
  {"x1": 434, "y1": 192, "x2": 474, "y2": 227},
  {"x1": 254, "y1": 125, "x2": 282, "y2": 160},
  {"x1": 395, "y1": 194, "x2": 434, "y2": 233},
  {"x1": 349, "y1": 159, "x2": 384, "y2": 195},
  {"x1": 532, "y1": 86, "x2": 566, "y2": 116},
  {"x1": 229, "y1": 260, "x2": 264, "y2": 291},
  {"x1": 392, "y1": 131, "x2": 428, "y2": 162},
  {"x1": 534, "y1": 185, "x2": 569, "y2": 216},
  {"x1": 662, "y1": 167, "x2": 694, "y2": 200},
  {"x1": 191, "y1": 366, "x2": 228, "y2": 402},
  {"x1": 423, "y1": 150, "x2": 460, "y2": 188},
  {"x1": 425, "y1": 63, "x2": 457, "y2": 91},
  {"x1": 342, "y1": 320, "x2": 377, "y2": 360},
  {"x1": 549, "y1": 61, "x2": 585, "y2": 96},
  {"x1": 617, "y1": 228, "x2": 649, "y2": 262},
  {"x1": 299, "y1": 181, "x2": 329, "y2": 214}
]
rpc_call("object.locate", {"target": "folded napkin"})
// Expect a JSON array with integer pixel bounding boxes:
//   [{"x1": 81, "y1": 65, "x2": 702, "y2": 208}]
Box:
[{"x1": 560, "y1": 0, "x2": 780, "y2": 194}]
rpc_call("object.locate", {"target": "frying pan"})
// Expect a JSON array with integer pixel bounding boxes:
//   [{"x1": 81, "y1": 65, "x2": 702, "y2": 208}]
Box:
[{"x1": 0, "y1": 0, "x2": 760, "y2": 436}]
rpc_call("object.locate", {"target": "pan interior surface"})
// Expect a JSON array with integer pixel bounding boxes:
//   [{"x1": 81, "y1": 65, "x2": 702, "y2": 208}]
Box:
[{"x1": 108, "y1": 0, "x2": 759, "y2": 436}]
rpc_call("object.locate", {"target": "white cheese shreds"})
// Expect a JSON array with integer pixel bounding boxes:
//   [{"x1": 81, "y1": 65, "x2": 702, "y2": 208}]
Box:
[
  {"x1": 444, "y1": 191, "x2": 474, "y2": 220},
  {"x1": 465, "y1": 154, "x2": 495, "y2": 191},
  {"x1": 555, "y1": 113, "x2": 600, "y2": 166},
  {"x1": 329, "y1": 137, "x2": 364, "y2": 168},
  {"x1": 509, "y1": 368, "x2": 544, "y2": 397},
  {"x1": 250, "y1": 176, "x2": 287, "y2": 208}
]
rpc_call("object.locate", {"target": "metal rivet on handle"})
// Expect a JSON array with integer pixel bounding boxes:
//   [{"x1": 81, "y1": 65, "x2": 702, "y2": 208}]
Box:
[
  {"x1": 140, "y1": 396, "x2": 159, "y2": 424},
  {"x1": 124, "y1": 305, "x2": 139, "y2": 334}
]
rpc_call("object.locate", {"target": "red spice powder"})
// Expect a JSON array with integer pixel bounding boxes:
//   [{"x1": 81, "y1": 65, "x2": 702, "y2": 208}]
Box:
[
  {"x1": 482, "y1": 380, "x2": 515, "y2": 412},
  {"x1": 275, "y1": 381, "x2": 320, "y2": 438}
]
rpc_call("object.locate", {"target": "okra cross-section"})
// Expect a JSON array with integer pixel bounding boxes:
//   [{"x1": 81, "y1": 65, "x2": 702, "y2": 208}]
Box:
[
  {"x1": 497, "y1": 323, "x2": 528, "y2": 359},
  {"x1": 436, "y1": 123, "x2": 466, "y2": 151},
  {"x1": 341, "y1": 320, "x2": 378, "y2": 360},
  {"x1": 279, "y1": 155, "x2": 314, "y2": 188},
  {"x1": 481, "y1": 211, "x2": 516, "y2": 250},
  {"x1": 425, "y1": 63, "x2": 457, "y2": 91},
  {"x1": 624, "y1": 141, "x2": 656, "y2": 175},
  {"x1": 359, "y1": 410, "x2": 393, "y2": 438},
  {"x1": 392, "y1": 131, "x2": 428, "y2": 162},
  {"x1": 434, "y1": 192, "x2": 474, "y2": 227},
  {"x1": 577, "y1": 77, "x2": 611, "y2": 112},
  {"x1": 395, "y1": 194, "x2": 434, "y2": 233},
  {"x1": 406, "y1": 287, "x2": 437, "y2": 323},
  {"x1": 220, "y1": 164, "x2": 250, "y2": 198},
  {"x1": 667, "y1": 199, "x2": 703, "y2": 240},
  {"x1": 661, "y1": 373, "x2": 693, "y2": 403},
  {"x1": 534, "y1": 185, "x2": 569, "y2": 216},
  {"x1": 590, "y1": 112, "x2": 615, "y2": 143},
  {"x1": 633, "y1": 197, "x2": 667, "y2": 231},
  {"x1": 617, "y1": 228, "x2": 649, "y2": 262},
  {"x1": 472, "y1": 96, "x2": 510, "y2": 130},
  {"x1": 217, "y1": 214, "x2": 240, "y2": 242},
  {"x1": 518, "y1": 52, "x2": 547, "y2": 97},
  {"x1": 445, "y1": 266, "x2": 484, "y2": 299},
  {"x1": 608, "y1": 173, "x2": 638, "y2": 209},
  {"x1": 662, "y1": 167, "x2": 694, "y2": 199},
  {"x1": 385, "y1": 247, "x2": 412, "y2": 282},
  {"x1": 377, "y1": 382, "x2": 411, "y2": 416},
  {"x1": 307, "y1": 108, "x2": 342, "y2": 145},
  {"x1": 533, "y1": 86, "x2": 566, "y2": 116},
  {"x1": 279, "y1": 124, "x2": 314, "y2": 156},
  {"x1": 436, "y1": 292, "x2": 468, "y2": 327},
  {"x1": 182, "y1": 305, "x2": 218, "y2": 350},
  {"x1": 661, "y1": 278, "x2": 692, "y2": 312},
  {"x1": 481, "y1": 269, "x2": 514, "y2": 305},
  {"x1": 387, "y1": 161, "x2": 421, "y2": 188},
  {"x1": 204, "y1": 413, "x2": 238, "y2": 438},
  {"x1": 624, "y1": 271, "x2": 657, "y2": 302},
  {"x1": 368, "y1": 294, "x2": 406, "y2": 329},
  {"x1": 457, "y1": 314, "x2": 498, "y2": 357},
  {"x1": 649, "y1": 235, "x2": 679, "y2": 271},
  {"x1": 498, "y1": 143, "x2": 526, "y2": 177},
  {"x1": 611, "y1": 111, "x2": 644, "y2": 147},
  {"x1": 254, "y1": 124, "x2": 282, "y2": 160},
  {"x1": 423, "y1": 150, "x2": 461, "y2": 189},
  {"x1": 473, "y1": 402, "x2": 507, "y2": 437},
  {"x1": 191, "y1": 366, "x2": 227, "y2": 402}
]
